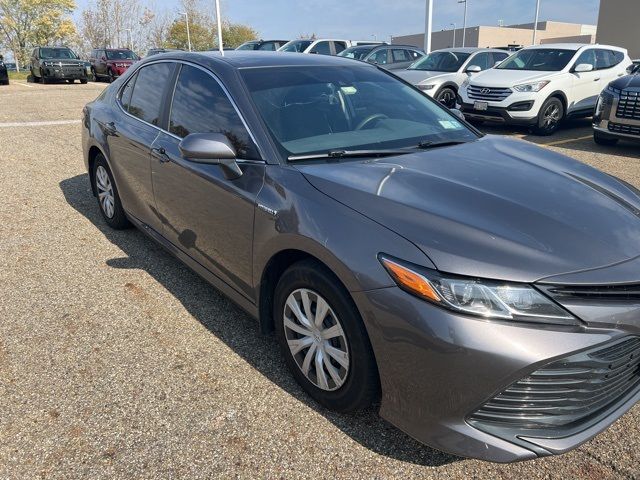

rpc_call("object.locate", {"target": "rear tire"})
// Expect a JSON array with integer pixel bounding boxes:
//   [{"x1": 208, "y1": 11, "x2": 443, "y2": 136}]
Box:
[
  {"x1": 92, "y1": 154, "x2": 131, "y2": 230},
  {"x1": 594, "y1": 130, "x2": 619, "y2": 146},
  {"x1": 533, "y1": 97, "x2": 564, "y2": 135},
  {"x1": 107, "y1": 68, "x2": 115, "y2": 83},
  {"x1": 274, "y1": 259, "x2": 379, "y2": 412},
  {"x1": 80, "y1": 78, "x2": 88, "y2": 84}
]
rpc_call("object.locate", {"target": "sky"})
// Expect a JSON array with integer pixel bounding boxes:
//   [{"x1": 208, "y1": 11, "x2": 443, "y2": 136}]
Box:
[{"x1": 74, "y1": 0, "x2": 601, "y2": 43}]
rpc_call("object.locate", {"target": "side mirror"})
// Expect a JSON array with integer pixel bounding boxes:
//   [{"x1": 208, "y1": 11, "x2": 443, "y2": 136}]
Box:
[
  {"x1": 465, "y1": 65, "x2": 482, "y2": 74},
  {"x1": 493, "y1": 60, "x2": 502, "y2": 67},
  {"x1": 450, "y1": 108, "x2": 465, "y2": 120},
  {"x1": 178, "y1": 133, "x2": 242, "y2": 179},
  {"x1": 574, "y1": 63, "x2": 594, "y2": 73}
]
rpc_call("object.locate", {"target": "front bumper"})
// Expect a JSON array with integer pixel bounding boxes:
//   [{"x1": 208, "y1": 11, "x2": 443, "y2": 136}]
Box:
[
  {"x1": 593, "y1": 90, "x2": 640, "y2": 142},
  {"x1": 352, "y1": 286, "x2": 640, "y2": 462},
  {"x1": 458, "y1": 87, "x2": 543, "y2": 125}
]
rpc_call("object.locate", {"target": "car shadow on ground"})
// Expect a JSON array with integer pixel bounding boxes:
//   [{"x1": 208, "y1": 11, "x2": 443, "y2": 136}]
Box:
[{"x1": 59, "y1": 173, "x2": 460, "y2": 468}]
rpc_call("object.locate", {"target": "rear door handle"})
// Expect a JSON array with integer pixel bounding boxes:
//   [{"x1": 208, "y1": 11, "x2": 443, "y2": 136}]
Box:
[{"x1": 151, "y1": 146, "x2": 171, "y2": 163}]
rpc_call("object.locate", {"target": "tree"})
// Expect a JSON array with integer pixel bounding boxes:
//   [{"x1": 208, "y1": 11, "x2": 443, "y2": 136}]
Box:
[
  {"x1": 0, "y1": 0, "x2": 76, "y2": 70},
  {"x1": 166, "y1": 18, "x2": 214, "y2": 51},
  {"x1": 220, "y1": 22, "x2": 257, "y2": 49}
]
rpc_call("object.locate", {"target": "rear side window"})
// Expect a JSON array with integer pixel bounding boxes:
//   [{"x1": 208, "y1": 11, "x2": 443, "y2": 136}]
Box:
[
  {"x1": 311, "y1": 41, "x2": 331, "y2": 55},
  {"x1": 334, "y1": 42, "x2": 347, "y2": 54},
  {"x1": 392, "y1": 49, "x2": 409, "y2": 62},
  {"x1": 127, "y1": 62, "x2": 174, "y2": 126},
  {"x1": 596, "y1": 50, "x2": 625, "y2": 69},
  {"x1": 407, "y1": 49, "x2": 422, "y2": 60},
  {"x1": 258, "y1": 42, "x2": 276, "y2": 51},
  {"x1": 168, "y1": 64, "x2": 259, "y2": 159},
  {"x1": 120, "y1": 72, "x2": 137, "y2": 110}
]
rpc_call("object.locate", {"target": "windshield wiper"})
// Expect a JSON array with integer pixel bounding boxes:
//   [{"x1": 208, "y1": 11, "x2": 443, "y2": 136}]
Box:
[
  {"x1": 287, "y1": 149, "x2": 414, "y2": 162},
  {"x1": 415, "y1": 140, "x2": 468, "y2": 149}
]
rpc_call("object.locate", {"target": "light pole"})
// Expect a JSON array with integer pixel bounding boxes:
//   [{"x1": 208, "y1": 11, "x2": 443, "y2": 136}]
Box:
[
  {"x1": 458, "y1": 0, "x2": 468, "y2": 47},
  {"x1": 423, "y1": 0, "x2": 433, "y2": 53},
  {"x1": 214, "y1": 0, "x2": 224, "y2": 55},
  {"x1": 180, "y1": 12, "x2": 192, "y2": 52},
  {"x1": 532, "y1": 0, "x2": 541, "y2": 45},
  {"x1": 125, "y1": 28, "x2": 132, "y2": 50},
  {"x1": 450, "y1": 23, "x2": 456, "y2": 47}
]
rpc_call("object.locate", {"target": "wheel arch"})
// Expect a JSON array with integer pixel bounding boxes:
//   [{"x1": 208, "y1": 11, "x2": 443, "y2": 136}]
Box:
[
  {"x1": 87, "y1": 144, "x2": 114, "y2": 196},
  {"x1": 545, "y1": 91, "x2": 568, "y2": 117}
]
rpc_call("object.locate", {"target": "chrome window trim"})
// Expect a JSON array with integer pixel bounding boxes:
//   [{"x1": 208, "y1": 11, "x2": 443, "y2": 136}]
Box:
[{"x1": 115, "y1": 58, "x2": 266, "y2": 161}]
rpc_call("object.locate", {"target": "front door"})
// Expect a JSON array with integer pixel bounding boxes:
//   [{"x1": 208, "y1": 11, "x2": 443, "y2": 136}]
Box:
[
  {"x1": 151, "y1": 63, "x2": 265, "y2": 298},
  {"x1": 570, "y1": 49, "x2": 601, "y2": 113}
]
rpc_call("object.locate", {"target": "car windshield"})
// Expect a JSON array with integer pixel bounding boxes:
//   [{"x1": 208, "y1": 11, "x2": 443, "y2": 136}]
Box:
[
  {"x1": 40, "y1": 48, "x2": 77, "y2": 59},
  {"x1": 338, "y1": 46, "x2": 374, "y2": 60},
  {"x1": 409, "y1": 51, "x2": 471, "y2": 72},
  {"x1": 106, "y1": 49, "x2": 137, "y2": 60},
  {"x1": 279, "y1": 40, "x2": 313, "y2": 53},
  {"x1": 237, "y1": 42, "x2": 258, "y2": 50},
  {"x1": 497, "y1": 48, "x2": 575, "y2": 71},
  {"x1": 241, "y1": 66, "x2": 478, "y2": 160}
]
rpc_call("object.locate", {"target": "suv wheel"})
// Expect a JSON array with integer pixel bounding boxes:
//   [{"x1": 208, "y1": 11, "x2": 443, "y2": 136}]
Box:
[
  {"x1": 594, "y1": 130, "x2": 619, "y2": 146},
  {"x1": 107, "y1": 68, "x2": 115, "y2": 83},
  {"x1": 436, "y1": 87, "x2": 457, "y2": 109},
  {"x1": 274, "y1": 259, "x2": 379, "y2": 412},
  {"x1": 90, "y1": 67, "x2": 97, "y2": 81},
  {"x1": 40, "y1": 69, "x2": 49, "y2": 84},
  {"x1": 533, "y1": 97, "x2": 564, "y2": 135},
  {"x1": 92, "y1": 155, "x2": 131, "y2": 229}
]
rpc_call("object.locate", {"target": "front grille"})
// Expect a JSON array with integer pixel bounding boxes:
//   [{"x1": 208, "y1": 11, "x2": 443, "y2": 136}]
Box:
[
  {"x1": 609, "y1": 122, "x2": 640, "y2": 136},
  {"x1": 467, "y1": 85, "x2": 512, "y2": 102},
  {"x1": 542, "y1": 283, "x2": 640, "y2": 302},
  {"x1": 616, "y1": 89, "x2": 640, "y2": 120},
  {"x1": 468, "y1": 337, "x2": 640, "y2": 429}
]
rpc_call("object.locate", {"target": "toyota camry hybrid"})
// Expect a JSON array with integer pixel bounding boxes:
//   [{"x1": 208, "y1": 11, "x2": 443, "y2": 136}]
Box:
[{"x1": 82, "y1": 52, "x2": 640, "y2": 463}]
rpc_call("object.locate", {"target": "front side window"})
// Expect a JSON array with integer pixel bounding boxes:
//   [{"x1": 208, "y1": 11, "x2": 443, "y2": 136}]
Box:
[
  {"x1": 258, "y1": 42, "x2": 277, "y2": 51},
  {"x1": 169, "y1": 65, "x2": 258, "y2": 159},
  {"x1": 241, "y1": 66, "x2": 478, "y2": 159},
  {"x1": 497, "y1": 48, "x2": 575, "y2": 72},
  {"x1": 237, "y1": 42, "x2": 258, "y2": 50},
  {"x1": 492, "y1": 52, "x2": 509, "y2": 65},
  {"x1": 127, "y1": 62, "x2": 174, "y2": 125},
  {"x1": 39, "y1": 48, "x2": 78, "y2": 59},
  {"x1": 338, "y1": 46, "x2": 373, "y2": 60},
  {"x1": 368, "y1": 49, "x2": 388, "y2": 65},
  {"x1": 574, "y1": 49, "x2": 597, "y2": 69},
  {"x1": 469, "y1": 52, "x2": 491, "y2": 70},
  {"x1": 334, "y1": 42, "x2": 347, "y2": 54},
  {"x1": 409, "y1": 51, "x2": 471, "y2": 72},
  {"x1": 279, "y1": 40, "x2": 313, "y2": 52}
]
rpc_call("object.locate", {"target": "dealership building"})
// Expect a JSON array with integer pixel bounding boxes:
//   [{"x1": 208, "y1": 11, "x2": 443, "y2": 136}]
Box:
[
  {"x1": 392, "y1": 21, "x2": 597, "y2": 51},
  {"x1": 596, "y1": 0, "x2": 639, "y2": 59}
]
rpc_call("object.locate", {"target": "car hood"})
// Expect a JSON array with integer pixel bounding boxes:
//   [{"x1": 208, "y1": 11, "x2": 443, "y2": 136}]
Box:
[
  {"x1": 609, "y1": 73, "x2": 640, "y2": 89},
  {"x1": 470, "y1": 68, "x2": 561, "y2": 87},
  {"x1": 42, "y1": 58, "x2": 84, "y2": 63},
  {"x1": 296, "y1": 136, "x2": 640, "y2": 283},
  {"x1": 108, "y1": 59, "x2": 134, "y2": 64},
  {"x1": 395, "y1": 70, "x2": 454, "y2": 85}
]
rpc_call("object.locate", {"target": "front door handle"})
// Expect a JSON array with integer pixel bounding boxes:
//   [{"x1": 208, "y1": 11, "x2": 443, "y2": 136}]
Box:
[
  {"x1": 103, "y1": 121, "x2": 117, "y2": 136},
  {"x1": 594, "y1": 78, "x2": 601, "y2": 82},
  {"x1": 151, "y1": 146, "x2": 171, "y2": 163}
]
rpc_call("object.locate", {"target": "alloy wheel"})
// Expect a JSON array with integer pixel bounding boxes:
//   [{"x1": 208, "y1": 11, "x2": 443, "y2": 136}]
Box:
[
  {"x1": 542, "y1": 103, "x2": 561, "y2": 130},
  {"x1": 438, "y1": 89, "x2": 456, "y2": 108},
  {"x1": 95, "y1": 165, "x2": 115, "y2": 218},
  {"x1": 283, "y1": 288, "x2": 350, "y2": 391}
]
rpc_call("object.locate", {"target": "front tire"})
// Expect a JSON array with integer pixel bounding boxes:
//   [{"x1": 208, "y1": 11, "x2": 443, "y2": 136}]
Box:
[
  {"x1": 593, "y1": 130, "x2": 619, "y2": 146},
  {"x1": 533, "y1": 97, "x2": 564, "y2": 135},
  {"x1": 436, "y1": 87, "x2": 457, "y2": 109},
  {"x1": 92, "y1": 154, "x2": 131, "y2": 229},
  {"x1": 107, "y1": 68, "x2": 115, "y2": 83},
  {"x1": 274, "y1": 259, "x2": 379, "y2": 412}
]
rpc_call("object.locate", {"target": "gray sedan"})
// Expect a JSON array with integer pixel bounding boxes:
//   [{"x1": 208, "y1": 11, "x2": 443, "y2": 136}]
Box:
[{"x1": 82, "y1": 51, "x2": 640, "y2": 463}]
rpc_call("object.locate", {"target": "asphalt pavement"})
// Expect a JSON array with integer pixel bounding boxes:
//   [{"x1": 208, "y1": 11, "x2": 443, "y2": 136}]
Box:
[{"x1": 0, "y1": 81, "x2": 638, "y2": 479}]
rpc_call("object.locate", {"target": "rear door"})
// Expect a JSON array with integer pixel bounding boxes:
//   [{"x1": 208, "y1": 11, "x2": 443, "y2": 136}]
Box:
[
  {"x1": 107, "y1": 61, "x2": 176, "y2": 231},
  {"x1": 150, "y1": 63, "x2": 265, "y2": 298},
  {"x1": 390, "y1": 49, "x2": 413, "y2": 70}
]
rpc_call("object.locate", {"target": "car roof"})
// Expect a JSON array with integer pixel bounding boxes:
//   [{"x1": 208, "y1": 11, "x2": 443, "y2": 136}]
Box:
[
  {"x1": 151, "y1": 50, "x2": 377, "y2": 69},
  {"x1": 432, "y1": 47, "x2": 505, "y2": 53},
  {"x1": 522, "y1": 43, "x2": 626, "y2": 52}
]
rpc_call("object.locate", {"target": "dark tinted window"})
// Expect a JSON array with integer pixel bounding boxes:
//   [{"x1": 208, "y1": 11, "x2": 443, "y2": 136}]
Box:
[
  {"x1": 595, "y1": 49, "x2": 625, "y2": 69},
  {"x1": 492, "y1": 52, "x2": 509, "y2": 65},
  {"x1": 470, "y1": 52, "x2": 491, "y2": 70},
  {"x1": 498, "y1": 48, "x2": 575, "y2": 71},
  {"x1": 369, "y1": 48, "x2": 389, "y2": 65},
  {"x1": 127, "y1": 62, "x2": 174, "y2": 125},
  {"x1": 258, "y1": 42, "x2": 277, "y2": 51},
  {"x1": 407, "y1": 49, "x2": 423, "y2": 60},
  {"x1": 311, "y1": 41, "x2": 331, "y2": 55},
  {"x1": 169, "y1": 65, "x2": 258, "y2": 159},
  {"x1": 409, "y1": 51, "x2": 471, "y2": 72},
  {"x1": 334, "y1": 42, "x2": 347, "y2": 54},
  {"x1": 574, "y1": 49, "x2": 597, "y2": 69}
]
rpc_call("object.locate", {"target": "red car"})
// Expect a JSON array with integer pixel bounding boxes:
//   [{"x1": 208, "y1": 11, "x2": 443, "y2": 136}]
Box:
[{"x1": 89, "y1": 48, "x2": 139, "y2": 82}]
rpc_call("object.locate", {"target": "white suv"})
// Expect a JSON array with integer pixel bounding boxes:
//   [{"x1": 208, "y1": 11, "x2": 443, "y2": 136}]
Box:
[
  {"x1": 278, "y1": 39, "x2": 352, "y2": 55},
  {"x1": 458, "y1": 44, "x2": 632, "y2": 135}
]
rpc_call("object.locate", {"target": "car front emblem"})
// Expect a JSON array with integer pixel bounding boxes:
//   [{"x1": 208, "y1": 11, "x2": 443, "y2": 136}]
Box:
[{"x1": 480, "y1": 88, "x2": 491, "y2": 95}]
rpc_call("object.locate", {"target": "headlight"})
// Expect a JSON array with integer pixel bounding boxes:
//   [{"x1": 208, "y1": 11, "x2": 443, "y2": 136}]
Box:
[
  {"x1": 379, "y1": 256, "x2": 578, "y2": 325},
  {"x1": 607, "y1": 85, "x2": 622, "y2": 95},
  {"x1": 417, "y1": 84, "x2": 436, "y2": 91},
  {"x1": 595, "y1": 95, "x2": 604, "y2": 116},
  {"x1": 513, "y1": 80, "x2": 550, "y2": 93}
]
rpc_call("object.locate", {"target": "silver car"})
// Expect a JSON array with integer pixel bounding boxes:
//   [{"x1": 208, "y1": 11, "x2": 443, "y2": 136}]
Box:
[{"x1": 395, "y1": 47, "x2": 510, "y2": 107}]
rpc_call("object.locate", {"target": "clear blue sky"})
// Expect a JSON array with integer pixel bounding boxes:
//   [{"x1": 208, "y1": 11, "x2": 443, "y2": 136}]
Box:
[{"x1": 75, "y1": 0, "x2": 601, "y2": 41}]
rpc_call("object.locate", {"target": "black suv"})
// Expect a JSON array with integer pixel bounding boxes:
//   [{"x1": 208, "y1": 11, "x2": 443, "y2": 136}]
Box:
[
  {"x1": 236, "y1": 40, "x2": 289, "y2": 51},
  {"x1": 30, "y1": 46, "x2": 88, "y2": 84},
  {"x1": 0, "y1": 54, "x2": 8, "y2": 85},
  {"x1": 593, "y1": 63, "x2": 640, "y2": 145}
]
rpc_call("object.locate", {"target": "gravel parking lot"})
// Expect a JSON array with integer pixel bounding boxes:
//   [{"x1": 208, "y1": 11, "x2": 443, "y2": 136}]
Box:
[{"x1": 1, "y1": 80, "x2": 639, "y2": 479}]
